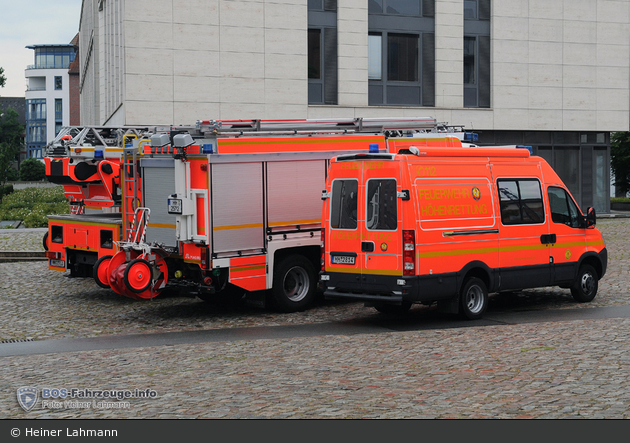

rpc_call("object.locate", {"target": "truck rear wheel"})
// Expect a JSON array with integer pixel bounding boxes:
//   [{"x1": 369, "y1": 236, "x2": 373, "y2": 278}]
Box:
[
  {"x1": 570, "y1": 264, "x2": 598, "y2": 303},
  {"x1": 271, "y1": 255, "x2": 316, "y2": 313},
  {"x1": 459, "y1": 277, "x2": 488, "y2": 320}
]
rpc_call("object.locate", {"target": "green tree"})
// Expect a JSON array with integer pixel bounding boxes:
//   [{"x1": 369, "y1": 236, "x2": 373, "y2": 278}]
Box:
[
  {"x1": 0, "y1": 66, "x2": 6, "y2": 88},
  {"x1": 611, "y1": 132, "x2": 630, "y2": 197},
  {"x1": 0, "y1": 108, "x2": 24, "y2": 190},
  {"x1": 19, "y1": 158, "x2": 46, "y2": 181}
]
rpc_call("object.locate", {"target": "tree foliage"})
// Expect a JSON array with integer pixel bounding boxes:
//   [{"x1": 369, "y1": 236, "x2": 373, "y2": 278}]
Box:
[
  {"x1": 0, "y1": 108, "x2": 24, "y2": 189},
  {"x1": 611, "y1": 132, "x2": 630, "y2": 197},
  {"x1": 0, "y1": 67, "x2": 6, "y2": 88},
  {"x1": 19, "y1": 158, "x2": 46, "y2": 181}
]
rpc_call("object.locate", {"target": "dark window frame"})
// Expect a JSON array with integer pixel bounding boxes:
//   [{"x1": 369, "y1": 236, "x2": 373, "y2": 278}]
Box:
[
  {"x1": 498, "y1": 178, "x2": 545, "y2": 226},
  {"x1": 330, "y1": 179, "x2": 359, "y2": 230}
]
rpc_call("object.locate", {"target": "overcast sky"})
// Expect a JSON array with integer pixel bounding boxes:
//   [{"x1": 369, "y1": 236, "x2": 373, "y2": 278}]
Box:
[{"x1": 0, "y1": 0, "x2": 82, "y2": 97}]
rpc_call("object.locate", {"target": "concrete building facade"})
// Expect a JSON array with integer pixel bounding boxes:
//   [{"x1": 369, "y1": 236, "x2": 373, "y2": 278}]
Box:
[{"x1": 78, "y1": 0, "x2": 630, "y2": 212}]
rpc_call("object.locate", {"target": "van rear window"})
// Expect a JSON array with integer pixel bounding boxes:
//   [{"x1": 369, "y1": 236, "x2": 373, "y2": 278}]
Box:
[
  {"x1": 331, "y1": 179, "x2": 358, "y2": 229},
  {"x1": 498, "y1": 179, "x2": 545, "y2": 225},
  {"x1": 366, "y1": 179, "x2": 397, "y2": 231}
]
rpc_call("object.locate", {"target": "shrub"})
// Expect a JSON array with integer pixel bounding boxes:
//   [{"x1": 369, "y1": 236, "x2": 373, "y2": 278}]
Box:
[
  {"x1": 0, "y1": 186, "x2": 69, "y2": 227},
  {"x1": 19, "y1": 158, "x2": 46, "y2": 181}
]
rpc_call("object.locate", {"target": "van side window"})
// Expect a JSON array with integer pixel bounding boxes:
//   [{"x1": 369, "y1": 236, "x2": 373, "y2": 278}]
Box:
[
  {"x1": 366, "y1": 179, "x2": 397, "y2": 230},
  {"x1": 331, "y1": 179, "x2": 358, "y2": 229},
  {"x1": 548, "y1": 186, "x2": 581, "y2": 228},
  {"x1": 498, "y1": 179, "x2": 545, "y2": 225}
]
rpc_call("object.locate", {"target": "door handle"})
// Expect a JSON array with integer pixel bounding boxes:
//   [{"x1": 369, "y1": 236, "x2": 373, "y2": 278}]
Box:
[
  {"x1": 540, "y1": 234, "x2": 557, "y2": 244},
  {"x1": 361, "y1": 241, "x2": 375, "y2": 252}
]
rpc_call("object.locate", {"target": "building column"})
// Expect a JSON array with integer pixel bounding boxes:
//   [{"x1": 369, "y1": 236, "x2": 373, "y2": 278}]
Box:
[
  {"x1": 434, "y1": 0, "x2": 463, "y2": 108},
  {"x1": 337, "y1": 0, "x2": 368, "y2": 107}
]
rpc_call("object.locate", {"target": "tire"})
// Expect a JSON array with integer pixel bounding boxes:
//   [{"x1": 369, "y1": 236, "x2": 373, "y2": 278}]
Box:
[
  {"x1": 374, "y1": 301, "x2": 412, "y2": 314},
  {"x1": 271, "y1": 255, "x2": 317, "y2": 313},
  {"x1": 570, "y1": 264, "x2": 598, "y2": 303},
  {"x1": 93, "y1": 255, "x2": 113, "y2": 289},
  {"x1": 459, "y1": 277, "x2": 488, "y2": 320},
  {"x1": 42, "y1": 232, "x2": 49, "y2": 251},
  {"x1": 123, "y1": 258, "x2": 152, "y2": 293}
]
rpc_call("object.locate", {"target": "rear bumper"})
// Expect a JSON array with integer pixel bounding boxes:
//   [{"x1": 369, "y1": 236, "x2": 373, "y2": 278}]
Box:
[{"x1": 321, "y1": 270, "x2": 458, "y2": 305}]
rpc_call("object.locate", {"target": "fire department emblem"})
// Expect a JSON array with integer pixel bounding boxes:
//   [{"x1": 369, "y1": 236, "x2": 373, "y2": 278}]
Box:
[
  {"x1": 380, "y1": 242, "x2": 388, "y2": 252},
  {"x1": 17, "y1": 387, "x2": 38, "y2": 412},
  {"x1": 565, "y1": 250, "x2": 572, "y2": 260},
  {"x1": 472, "y1": 187, "x2": 481, "y2": 200}
]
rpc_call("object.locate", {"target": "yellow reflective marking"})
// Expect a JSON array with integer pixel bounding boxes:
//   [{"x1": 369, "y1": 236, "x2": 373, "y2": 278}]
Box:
[
  {"x1": 213, "y1": 223, "x2": 264, "y2": 231},
  {"x1": 268, "y1": 219, "x2": 320, "y2": 227},
  {"x1": 147, "y1": 223, "x2": 176, "y2": 229},
  {"x1": 231, "y1": 265, "x2": 266, "y2": 273}
]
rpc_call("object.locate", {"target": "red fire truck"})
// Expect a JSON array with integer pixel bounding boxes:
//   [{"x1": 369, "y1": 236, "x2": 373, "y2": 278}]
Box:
[{"x1": 43, "y1": 118, "x2": 467, "y2": 312}]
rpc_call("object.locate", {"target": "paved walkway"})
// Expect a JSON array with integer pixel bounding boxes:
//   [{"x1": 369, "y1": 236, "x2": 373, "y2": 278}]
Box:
[{"x1": 0, "y1": 219, "x2": 629, "y2": 418}]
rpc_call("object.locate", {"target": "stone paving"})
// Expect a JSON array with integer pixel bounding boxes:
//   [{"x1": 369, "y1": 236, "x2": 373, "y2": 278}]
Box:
[{"x1": 0, "y1": 220, "x2": 629, "y2": 418}]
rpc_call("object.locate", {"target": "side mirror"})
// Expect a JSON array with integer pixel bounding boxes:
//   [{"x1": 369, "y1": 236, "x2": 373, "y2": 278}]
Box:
[{"x1": 585, "y1": 207, "x2": 596, "y2": 228}]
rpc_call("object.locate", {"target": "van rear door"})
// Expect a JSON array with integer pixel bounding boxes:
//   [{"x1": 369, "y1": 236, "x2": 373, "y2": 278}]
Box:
[
  {"x1": 361, "y1": 162, "x2": 402, "y2": 289},
  {"x1": 326, "y1": 164, "x2": 362, "y2": 290}
]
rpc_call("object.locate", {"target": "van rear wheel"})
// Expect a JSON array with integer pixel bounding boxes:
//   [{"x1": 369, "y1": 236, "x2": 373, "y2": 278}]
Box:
[
  {"x1": 459, "y1": 277, "x2": 488, "y2": 320},
  {"x1": 271, "y1": 255, "x2": 316, "y2": 313},
  {"x1": 570, "y1": 264, "x2": 598, "y2": 303}
]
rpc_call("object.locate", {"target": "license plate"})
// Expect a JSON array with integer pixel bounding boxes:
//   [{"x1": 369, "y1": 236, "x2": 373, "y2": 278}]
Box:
[
  {"x1": 168, "y1": 198, "x2": 182, "y2": 214},
  {"x1": 50, "y1": 259, "x2": 65, "y2": 268},
  {"x1": 332, "y1": 255, "x2": 355, "y2": 265}
]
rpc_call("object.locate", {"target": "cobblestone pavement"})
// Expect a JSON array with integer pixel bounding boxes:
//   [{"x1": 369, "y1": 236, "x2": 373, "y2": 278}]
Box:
[{"x1": 0, "y1": 220, "x2": 629, "y2": 418}]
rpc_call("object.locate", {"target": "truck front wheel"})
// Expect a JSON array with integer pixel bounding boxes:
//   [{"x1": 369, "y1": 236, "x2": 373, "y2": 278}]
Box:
[
  {"x1": 570, "y1": 264, "x2": 598, "y2": 303},
  {"x1": 271, "y1": 255, "x2": 316, "y2": 313}
]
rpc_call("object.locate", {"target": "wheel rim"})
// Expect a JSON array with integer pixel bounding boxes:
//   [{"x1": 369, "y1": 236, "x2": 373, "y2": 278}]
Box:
[
  {"x1": 283, "y1": 266, "x2": 309, "y2": 302},
  {"x1": 96, "y1": 257, "x2": 111, "y2": 286},
  {"x1": 126, "y1": 261, "x2": 151, "y2": 292},
  {"x1": 465, "y1": 284, "x2": 485, "y2": 314},
  {"x1": 580, "y1": 272, "x2": 595, "y2": 295}
]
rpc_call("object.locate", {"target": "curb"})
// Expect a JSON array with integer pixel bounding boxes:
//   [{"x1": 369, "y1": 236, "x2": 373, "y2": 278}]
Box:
[{"x1": 0, "y1": 251, "x2": 46, "y2": 263}]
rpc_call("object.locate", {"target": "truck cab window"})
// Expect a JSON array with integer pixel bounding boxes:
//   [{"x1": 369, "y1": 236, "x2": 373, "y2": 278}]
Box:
[
  {"x1": 331, "y1": 179, "x2": 358, "y2": 229},
  {"x1": 366, "y1": 179, "x2": 397, "y2": 230},
  {"x1": 548, "y1": 186, "x2": 581, "y2": 228}
]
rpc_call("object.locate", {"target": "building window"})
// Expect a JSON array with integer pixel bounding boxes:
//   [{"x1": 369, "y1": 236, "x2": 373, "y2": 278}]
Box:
[
  {"x1": 55, "y1": 99, "x2": 63, "y2": 136},
  {"x1": 55, "y1": 76, "x2": 62, "y2": 90},
  {"x1": 387, "y1": 33, "x2": 418, "y2": 82},
  {"x1": 308, "y1": 2, "x2": 338, "y2": 105},
  {"x1": 27, "y1": 99, "x2": 46, "y2": 121},
  {"x1": 368, "y1": 34, "x2": 382, "y2": 80},
  {"x1": 368, "y1": 1, "x2": 435, "y2": 106},
  {"x1": 464, "y1": 0, "x2": 490, "y2": 108},
  {"x1": 308, "y1": 29, "x2": 321, "y2": 80}
]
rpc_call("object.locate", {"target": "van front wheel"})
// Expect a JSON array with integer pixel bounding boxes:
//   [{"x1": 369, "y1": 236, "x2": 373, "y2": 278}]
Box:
[
  {"x1": 271, "y1": 255, "x2": 317, "y2": 313},
  {"x1": 570, "y1": 264, "x2": 598, "y2": 303},
  {"x1": 459, "y1": 277, "x2": 488, "y2": 320}
]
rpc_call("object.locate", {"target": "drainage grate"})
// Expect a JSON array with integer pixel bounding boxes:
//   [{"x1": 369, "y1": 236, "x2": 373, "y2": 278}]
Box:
[{"x1": 0, "y1": 338, "x2": 34, "y2": 344}]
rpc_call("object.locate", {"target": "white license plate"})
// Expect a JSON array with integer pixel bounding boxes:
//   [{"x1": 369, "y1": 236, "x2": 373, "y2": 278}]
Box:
[
  {"x1": 168, "y1": 198, "x2": 182, "y2": 214},
  {"x1": 50, "y1": 259, "x2": 65, "y2": 268},
  {"x1": 332, "y1": 255, "x2": 355, "y2": 265}
]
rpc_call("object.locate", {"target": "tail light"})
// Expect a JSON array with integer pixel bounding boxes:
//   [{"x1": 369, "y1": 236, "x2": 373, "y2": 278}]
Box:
[
  {"x1": 45, "y1": 251, "x2": 61, "y2": 259},
  {"x1": 320, "y1": 229, "x2": 325, "y2": 271},
  {"x1": 403, "y1": 229, "x2": 415, "y2": 276}
]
